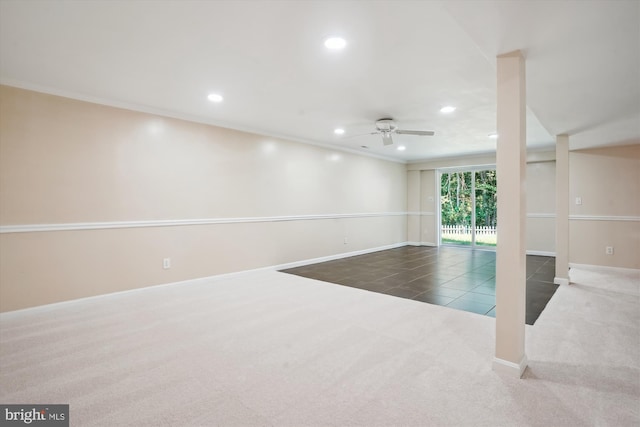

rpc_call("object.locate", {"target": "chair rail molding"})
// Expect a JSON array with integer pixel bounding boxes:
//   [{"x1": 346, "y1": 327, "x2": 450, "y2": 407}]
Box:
[{"x1": 0, "y1": 212, "x2": 409, "y2": 234}]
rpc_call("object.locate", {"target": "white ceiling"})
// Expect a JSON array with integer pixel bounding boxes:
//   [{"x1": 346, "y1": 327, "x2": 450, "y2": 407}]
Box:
[{"x1": 1, "y1": 0, "x2": 638, "y2": 163}]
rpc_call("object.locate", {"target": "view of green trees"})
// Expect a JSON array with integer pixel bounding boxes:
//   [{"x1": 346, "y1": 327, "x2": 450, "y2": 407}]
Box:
[
  {"x1": 440, "y1": 170, "x2": 497, "y2": 245},
  {"x1": 473, "y1": 170, "x2": 497, "y2": 227}
]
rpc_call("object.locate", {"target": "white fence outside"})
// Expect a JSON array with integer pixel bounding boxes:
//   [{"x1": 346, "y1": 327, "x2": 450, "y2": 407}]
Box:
[{"x1": 441, "y1": 225, "x2": 497, "y2": 245}]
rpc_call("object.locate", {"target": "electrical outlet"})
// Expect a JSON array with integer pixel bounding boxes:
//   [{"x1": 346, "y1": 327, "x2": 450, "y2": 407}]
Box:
[
  {"x1": 575, "y1": 197, "x2": 582, "y2": 205},
  {"x1": 605, "y1": 247, "x2": 614, "y2": 255},
  {"x1": 163, "y1": 258, "x2": 171, "y2": 269},
  {"x1": 344, "y1": 237, "x2": 348, "y2": 244}
]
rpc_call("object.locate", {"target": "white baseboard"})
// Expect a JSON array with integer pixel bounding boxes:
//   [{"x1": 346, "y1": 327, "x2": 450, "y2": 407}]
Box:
[
  {"x1": 554, "y1": 277, "x2": 570, "y2": 286},
  {"x1": 492, "y1": 355, "x2": 528, "y2": 378},
  {"x1": 569, "y1": 263, "x2": 640, "y2": 274},
  {"x1": 0, "y1": 242, "x2": 410, "y2": 316},
  {"x1": 405, "y1": 242, "x2": 438, "y2": 247},
  {"x1": 526, "y1": 250, "x2": 555, "y2": 257},
  {"x1": 272, "y1": 242, "x2": 408, "y2": 270}
]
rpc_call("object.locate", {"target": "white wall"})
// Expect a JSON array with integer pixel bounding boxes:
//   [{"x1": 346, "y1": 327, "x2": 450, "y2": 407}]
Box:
[
  {"x1": 406, "y1": 169, "x2": 438, "y2": 246},
  {"x1": 0, "y1": 86, "x2": 407, "y2": 311},
  {"x1": 569, "y1": 144, "x2": 640, "y2": 269},
  {"x1": 526, "y1": 160, "x2": 556, "y2": 255},
  {"x1": 420, "y1": 170, "x2": 438, "y2": 246}
]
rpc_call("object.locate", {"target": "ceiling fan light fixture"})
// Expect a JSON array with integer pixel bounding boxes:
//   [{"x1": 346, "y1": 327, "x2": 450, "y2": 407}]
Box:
[
  {"x1": 440, "y1": 105, "x2": 456, "y2": 113},
  {"x1": 373, "y1": 118, "x2": 434, "y2": 146},
  {"x1": 324, "y1": 37, "x2": 347, "y2": 50}
]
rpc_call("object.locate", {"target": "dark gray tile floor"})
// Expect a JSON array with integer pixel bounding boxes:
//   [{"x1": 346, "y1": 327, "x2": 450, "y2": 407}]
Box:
[{"x1": 281, "y1": 246, "x2": 559, "y2": 325}]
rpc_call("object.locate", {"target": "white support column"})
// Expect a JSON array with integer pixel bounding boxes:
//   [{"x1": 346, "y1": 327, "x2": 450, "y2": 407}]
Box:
[
  {"x1": 554, "y1": 135, "x2": 570, "y2": 286},
  {"x1": 493, "y1": 50, "x2": 528, "y2": 378}
]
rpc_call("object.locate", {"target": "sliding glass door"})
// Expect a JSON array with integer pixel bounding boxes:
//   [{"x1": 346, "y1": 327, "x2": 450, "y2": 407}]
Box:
[
  {"x1": 440, "y1": 171, "x2": 473, "y2": 246},
  {"x1": 440, "y1": 169, "x2": 497, "y2": 248}
]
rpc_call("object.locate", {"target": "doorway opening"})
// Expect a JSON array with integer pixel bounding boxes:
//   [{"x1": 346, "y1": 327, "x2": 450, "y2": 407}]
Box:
[{"x1": 439, "y1": 168, "x2": 497, "y2": 248}]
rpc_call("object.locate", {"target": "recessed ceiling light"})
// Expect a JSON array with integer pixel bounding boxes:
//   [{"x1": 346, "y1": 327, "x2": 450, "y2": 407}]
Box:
[
  {"x1": 207, "y1": 93, "x2": 224, "y2": 103},
  {"x1": 324, "y1": 37, "x2": 347, "y2": 50},
  {"x1": 440, "y1": 106, "x2": 456, "y2": 113},
  {"x1": 397, "y1": 145, "x2": 406, "y2": 151},
  {"x1": 488, "y1": 132, "x2": 498, "y2": 139},
  {"x1": 334, "y1": 128, "x2": 345, "y2": 135}
]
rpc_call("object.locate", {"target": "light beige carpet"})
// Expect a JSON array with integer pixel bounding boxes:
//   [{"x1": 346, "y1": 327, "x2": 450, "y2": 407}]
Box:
[{"x1": 1, "y1": 265, "x2": 638, "y2": 426}]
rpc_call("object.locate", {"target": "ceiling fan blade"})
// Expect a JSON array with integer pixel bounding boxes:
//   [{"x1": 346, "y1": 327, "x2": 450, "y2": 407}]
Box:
[
  {"x1": 340, "y1": 131, "x2": 379, "y2": 140},
  {"x1": 382, "y1": 132, "x2": 393, "y2": 146},
  {"x1": 395, "y1": 129, "x2": 435, "y2": 136}
]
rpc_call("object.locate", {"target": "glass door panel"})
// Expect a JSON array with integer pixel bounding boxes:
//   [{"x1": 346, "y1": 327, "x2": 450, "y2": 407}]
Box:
[
  {"x1": 474, "y1": 170, "x2": 497, "y2": 247},
  {"x1": 440, "y1": 171, "x2": 473, "y2": 246},
  {"x1": 440, "y1": 169, "x2": 497, "y2": 248}
]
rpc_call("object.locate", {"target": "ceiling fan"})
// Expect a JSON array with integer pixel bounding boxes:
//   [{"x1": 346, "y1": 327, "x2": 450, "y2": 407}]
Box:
[{"x1": 362, "y1": 118, "x2": 435, "y2": 146}]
